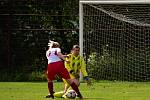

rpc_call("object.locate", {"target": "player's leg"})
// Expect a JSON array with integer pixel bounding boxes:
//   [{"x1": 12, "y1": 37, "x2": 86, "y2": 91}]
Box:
[
  {"x1": 62, "y1": 78, "x2": 80, "y2": 99},
  {"x1": 52, "y1": 78, "x2": 78, "y2": 98},
  {"x1": 46, "y1": 80, "x2": 54, "y2": 99},
  {"x1": 58, "y1": 62, "x2": 83, "y2": 99},
  {"x1": 53, "y1": 91, "x2": 64, "y2": 98},
  {"x1": 63, "y1": 72, "x2": 80, "y2": 92},
  {"x1": 46, "y1": 62, "x2": 67, "y2": 98},
  {"x1": 46, "y1": 63, "x2": 56, "y2": 99},
  {"x1": 62, "y1": 78, "x2": 70, "y2": 93},
  {"x1": 63, "y1": 78, "x2": 80, "y2": 93},
  {"x1": 50, "y1": 78, "x2": 66, "y2": 98},
  {"x1": 65, "y1": 79, "x2": 83, "y2": 99},
  {"x1": 71, "y1": 78, "x2": 80, "y2": 86}
]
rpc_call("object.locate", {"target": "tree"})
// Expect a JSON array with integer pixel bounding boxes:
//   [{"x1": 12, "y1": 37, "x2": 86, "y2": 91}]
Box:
[{"x1": 0, "y1": 0, "x2": 79, "y2": 81}]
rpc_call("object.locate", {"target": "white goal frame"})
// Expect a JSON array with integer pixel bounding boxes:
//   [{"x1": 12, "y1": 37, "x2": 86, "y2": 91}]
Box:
[{"x1": 79, "y1": 0, "x2": 150, "y2": 56}]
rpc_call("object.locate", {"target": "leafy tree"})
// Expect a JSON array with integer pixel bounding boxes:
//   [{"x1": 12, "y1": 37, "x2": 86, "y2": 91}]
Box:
[{"x1": 0, "y1": 0, "x2": 79, "y2": 81}]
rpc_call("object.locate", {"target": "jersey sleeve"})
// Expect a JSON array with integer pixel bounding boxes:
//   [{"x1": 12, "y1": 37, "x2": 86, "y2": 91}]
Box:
[
  {"x1": 65, "y1": 54, "x2": 72, "y2": 72},
  {"x1": 80, "y1": 57, "x2": 88, "y2": 77},
  {"x1": 56, "y1": 48, "x2": 61, "y2": 53}
]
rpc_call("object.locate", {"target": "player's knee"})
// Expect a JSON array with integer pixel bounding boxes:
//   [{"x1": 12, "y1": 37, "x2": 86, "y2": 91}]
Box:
[
  {"x1": 65, "y1": 79, "x2": 72, "y2": 84},
  {"x1": 66, "y1": 79, "x2": 79, "y2": 86},
  {"x1": 47, "y1": 79, "x2": 53, "y2": 82},
  {"x1": 73, "y1": 79, "x2": 80, "y2": 86}
]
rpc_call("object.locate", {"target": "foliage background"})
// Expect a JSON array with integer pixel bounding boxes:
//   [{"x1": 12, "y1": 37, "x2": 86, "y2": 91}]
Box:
[
  {"x1": 0, "y1": 0, "x2": 150, "y2": 82},
  {"x1": 0, "y1": 0, "x2": 79, "y2": 81}
]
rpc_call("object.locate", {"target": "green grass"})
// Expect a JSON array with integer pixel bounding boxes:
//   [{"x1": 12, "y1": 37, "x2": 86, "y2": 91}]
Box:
[{"x1": 0, "y1": 81, "x2": 150, "y2": 100}]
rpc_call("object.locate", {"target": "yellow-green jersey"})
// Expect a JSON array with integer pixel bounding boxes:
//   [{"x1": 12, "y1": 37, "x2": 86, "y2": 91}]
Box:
[{"x1": 65, "y1": 53, "x2": 88, "y2": 78}]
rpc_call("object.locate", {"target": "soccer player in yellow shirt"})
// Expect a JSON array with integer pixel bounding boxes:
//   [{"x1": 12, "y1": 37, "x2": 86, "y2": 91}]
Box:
[
  {"x1": 50, "y1": 45, "x2": 91, "y2": 98},
  {"x1": 63, "y1": 45, "x2": 91, "y2": 93}
]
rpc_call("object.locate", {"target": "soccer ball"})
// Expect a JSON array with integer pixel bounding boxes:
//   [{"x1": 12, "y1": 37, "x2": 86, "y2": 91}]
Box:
[{"x1": 65, "y1": 90, "x2": 76, "y2": 99}]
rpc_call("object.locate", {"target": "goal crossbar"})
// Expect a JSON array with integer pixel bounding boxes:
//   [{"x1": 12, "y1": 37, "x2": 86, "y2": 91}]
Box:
[{"x1": 80, "y1": 0, "x2": 150, "y2": 4}]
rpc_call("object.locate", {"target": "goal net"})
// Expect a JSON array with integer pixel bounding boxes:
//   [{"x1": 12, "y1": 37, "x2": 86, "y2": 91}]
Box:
[{"x1": 79, "y1": 0, "x2": 150, "y2": 81}]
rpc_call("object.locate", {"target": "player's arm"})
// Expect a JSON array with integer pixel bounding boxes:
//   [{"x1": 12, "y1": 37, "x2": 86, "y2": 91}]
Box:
[
  {"x1": 64, "y1": 55, "x2": 72, "y2": 72},
  {"x1": 57, "y1": 52, "x2": 70, "y2": 65},
  {"x1": 57, "y1": 52, "x2": 66, "y2": 61},
  {"x1": 48, "y1": 40, "x2": 54, "y2": 49},
  {"x1": 80, "y1": 57, "x2": 88, "y2": 77},
  {"x1": 80, "y1": 57, "x2": 92, "y2": 86}
]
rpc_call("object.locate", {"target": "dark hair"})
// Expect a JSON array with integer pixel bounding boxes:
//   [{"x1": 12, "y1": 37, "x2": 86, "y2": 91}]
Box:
[{"x1": 52, "y1": 42, "x2": 60, "y2": 48}]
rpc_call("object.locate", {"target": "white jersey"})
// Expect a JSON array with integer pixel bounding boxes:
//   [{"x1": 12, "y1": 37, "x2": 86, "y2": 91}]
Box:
[{"x1": 46, "y1": 48, "x2": 62, "y2": 64}]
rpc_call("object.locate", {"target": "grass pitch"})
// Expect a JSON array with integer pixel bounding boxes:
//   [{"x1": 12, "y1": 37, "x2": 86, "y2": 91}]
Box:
[{"x1": 0, "y1": 81, "x2": 150, "y2": 100}]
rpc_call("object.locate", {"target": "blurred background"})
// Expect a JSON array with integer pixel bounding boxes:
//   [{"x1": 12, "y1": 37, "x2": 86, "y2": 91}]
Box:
[
  {"x1": 0, "y1": 0, "x2": 150, "y2": 82},
  {"x1": 0, "y1": 0, "x2": 79, "y2": 81}
]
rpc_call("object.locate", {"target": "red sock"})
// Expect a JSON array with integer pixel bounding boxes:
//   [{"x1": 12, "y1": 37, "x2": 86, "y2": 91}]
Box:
[
  {"x1": 70, "y1": 82, "x2": 82, "y2": 96},
  {"x1": 48, "y1": 82, "x2": 54, "y2": 96}
]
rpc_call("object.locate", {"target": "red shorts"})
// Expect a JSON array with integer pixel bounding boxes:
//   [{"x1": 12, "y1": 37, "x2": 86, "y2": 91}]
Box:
[{"x1": 47, "y1": 61, "x2": 70, "y2": 81}]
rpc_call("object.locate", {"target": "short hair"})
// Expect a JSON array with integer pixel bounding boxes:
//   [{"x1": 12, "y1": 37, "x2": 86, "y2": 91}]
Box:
[{"x1": 72, "y1": 45, "x2": 80, "y2": 49}]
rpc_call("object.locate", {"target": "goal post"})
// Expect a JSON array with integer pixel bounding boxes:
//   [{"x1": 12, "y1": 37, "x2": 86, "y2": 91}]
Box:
[{"x1": 79, "y1": 0, "x2": 150, "y2": 81}]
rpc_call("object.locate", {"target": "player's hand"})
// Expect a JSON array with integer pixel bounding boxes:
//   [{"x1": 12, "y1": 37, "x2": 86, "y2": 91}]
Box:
[
  {"x1": 48, "y1": 40, "x2": 54, "y2": 47},
  {"x1": 49, "y1": 40, "x2": 54, "y2": 43}
]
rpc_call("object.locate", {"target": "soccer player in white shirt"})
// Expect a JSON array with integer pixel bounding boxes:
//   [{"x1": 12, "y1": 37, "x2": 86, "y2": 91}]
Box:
[{"x1": 46, "y1": 41, "x2": 83, "y2": 99}]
